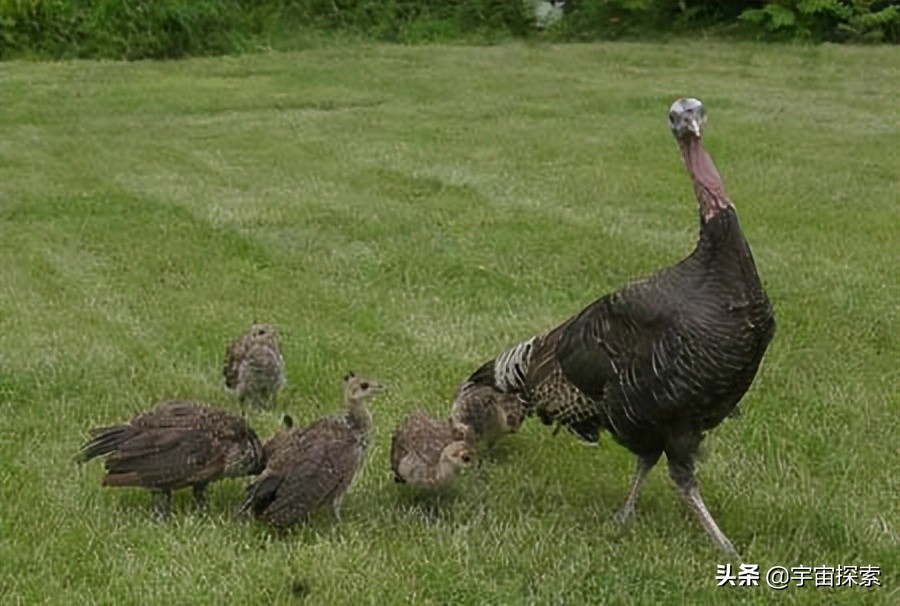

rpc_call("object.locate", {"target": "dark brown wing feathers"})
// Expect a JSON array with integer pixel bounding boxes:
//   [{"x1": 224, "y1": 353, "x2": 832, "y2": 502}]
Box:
[
  {"x1": 79, "y1": 402, "x2": 263, "y2": 492},
  {"x1": 240, "y1": 415, "x2": 368, "y2": 528}
]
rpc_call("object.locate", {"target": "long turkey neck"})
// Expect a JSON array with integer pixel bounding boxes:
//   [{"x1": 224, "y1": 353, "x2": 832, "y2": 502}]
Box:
[
  {"x1": 679, "y1": 135, "x2": 733, "y2": 223},
  {"x1": 345, "y1": 397, "x2": 372, "y2": 433}
]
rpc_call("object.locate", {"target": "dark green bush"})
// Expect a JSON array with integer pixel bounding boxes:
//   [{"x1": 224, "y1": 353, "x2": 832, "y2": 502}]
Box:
[
  {"x1": 550, "y1": 0, "x2": 898, "y2": 42},
  {"x1": 0, "y1": 0, "x2": 896, "y2": 61},
  {"x1": 0, "y1": 0, "x2": 534, "y2": 59},
  {"x1": 276, "y1": 0, "x2": 532, "y2": 41},
  {"x1": 0, "y1": 0, "x2": 274, "y2": 59},
  {"x1": 739, "y1": 0, "x2": 899, "y2": 42},
  {"x1": 547, "y1": 0, "x2": 684, "y2": 40}
]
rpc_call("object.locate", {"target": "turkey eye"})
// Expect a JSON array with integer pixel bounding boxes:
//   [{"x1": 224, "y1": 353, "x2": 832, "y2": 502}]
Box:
[{"x1": 360, "y1": 382, "x2": 369, "y2": 390}]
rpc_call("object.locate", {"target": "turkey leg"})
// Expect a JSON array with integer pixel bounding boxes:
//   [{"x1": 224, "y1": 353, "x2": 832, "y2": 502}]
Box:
[
  {"x1": 614, "y1": 452, "x2": 662, "y2": 524},
  {"x1": 667, "y1": 457, "x2": 738, "y2": 556}
]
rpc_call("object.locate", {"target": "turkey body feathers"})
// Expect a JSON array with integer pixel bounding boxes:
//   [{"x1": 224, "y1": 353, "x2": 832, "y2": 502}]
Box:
[
  {"x1": 450, "y1": 382, "x2": 526, "y2": 448},
  {"x1": 239, "y1": 415, "x2": 370, "y2": 528},
  {"x1": 473, "y1": 209, "x2": 775, "y2": 451},
  {"x1": 78, "y1": 403, "x2": 265, "y2": 505},
  {"x1": 239, "y1": 373, "x2": 383, "y2": 528},
  {"x1": 223, "y1": 323, "x2": 285, "y2": 408},
  {"x1": 237, "y1": 344, "x2": 285, "y2": 406},
  {"x1": 391, "y1": 412, "x2": 471, "y2": 486},
  {"x1": 391, "y1": 413, "x2": 455, "y2": 482}
]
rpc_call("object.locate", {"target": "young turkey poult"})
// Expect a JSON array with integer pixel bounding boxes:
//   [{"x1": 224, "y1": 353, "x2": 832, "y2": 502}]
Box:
[
  {"x1": 223, "y1": 323, "x2": 285, "y2": 409},
  {"x1": 449, "y1": 382, "x2": 526, "y2": 451},
  {"x1": 77, "y1": 402, "x2": 265, "y2": 517},
  {"x1": 391, "y1": 412, "x2": 473, "y2": 488},
  {"x1": 463, "y1": 98, "x2": 775, "y2": 555},
  {"x1": 238, "y1": 373, "x2": 384, "y2": 528},
  {"x1": 262, "y1": 413, "x2": 296, "y2": 460}
]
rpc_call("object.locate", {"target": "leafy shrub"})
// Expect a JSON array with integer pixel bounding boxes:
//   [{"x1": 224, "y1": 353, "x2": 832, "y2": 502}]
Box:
[
  {"x1": 0, "y1": 0, "x2": 896, "y2": 61},
  {"x1": 277, "y1": 0, "x2": 533, "y2": 41},
  {"x1": 549, "y1": 0, "x2": 898, "y2": 42},
  {"x1": 0, "y1": 0, "x2": 534, "y2": 59},
  {"x1": 545, "y1": 0, "x2": 766, "y2": 40},
  {"x1": 0, "y1": 0, "x2": 271, "y2": 59},
  {"x1": 739, "y1": 0, "x2": 899, "y2": 42},
  {"x1": 546, "y1": 0, "x2": 678, "y2": 40}
]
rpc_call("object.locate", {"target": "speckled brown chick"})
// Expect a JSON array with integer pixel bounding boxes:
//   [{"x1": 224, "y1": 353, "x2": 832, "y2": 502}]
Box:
[
  {"x1": 223, "y1": 323, "x2": 285, "y2": 409},
  {"x1": 238, "y1": 373, "x2": 384, "y2": 528},
  {"x1": 450, "y1": 381, "x2": 527, "y2": 450},
  {"x1": 77, "y1": 402, "x2": 265, "y2": 517},
  {"x1": 391, "y1": 412, "x2": 472, "y2": 488}
]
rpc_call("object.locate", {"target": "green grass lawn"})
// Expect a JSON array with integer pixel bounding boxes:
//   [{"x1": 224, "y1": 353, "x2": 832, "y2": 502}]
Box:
[{"x1": 1, "y1": 41, "x2": 897, "y2": 605}]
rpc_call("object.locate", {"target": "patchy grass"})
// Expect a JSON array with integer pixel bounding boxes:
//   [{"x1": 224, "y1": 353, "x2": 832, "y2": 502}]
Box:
[{"x1": 0, "y1": 42, "x2": 897, "y2": 605}]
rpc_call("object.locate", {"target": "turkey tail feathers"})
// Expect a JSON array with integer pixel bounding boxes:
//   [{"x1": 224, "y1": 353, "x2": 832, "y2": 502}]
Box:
[{"x1": 76, "y1": 426, "x2": 136, "y2": 463}]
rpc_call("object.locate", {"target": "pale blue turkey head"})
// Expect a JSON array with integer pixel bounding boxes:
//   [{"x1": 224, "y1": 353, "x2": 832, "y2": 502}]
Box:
[{"x1": 669, "y1": 98, "x2": 706, "y2": 139}]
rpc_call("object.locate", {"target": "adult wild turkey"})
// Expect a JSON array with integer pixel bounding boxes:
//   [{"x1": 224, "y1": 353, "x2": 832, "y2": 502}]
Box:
[
  {"x1": 223, "y1": 323, "x2": 285, "y2": 408},
  {"x1": 464, "y1": 98, "x2": 775, "y2": 555},
  {"x1": 391, "y1": 412, "x2": 473, "y2": 487},
  {"x1": 77, "y1": 402, "x2": 265, "y2": 517},
  {"x1": 238, "y1": 373, "x2": 384, "y2": 528}
]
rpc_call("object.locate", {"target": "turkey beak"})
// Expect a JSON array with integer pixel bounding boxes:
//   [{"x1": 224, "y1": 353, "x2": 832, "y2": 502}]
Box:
[{"x1": 687, "y1": 117, "x2": 701, "y2": 138}]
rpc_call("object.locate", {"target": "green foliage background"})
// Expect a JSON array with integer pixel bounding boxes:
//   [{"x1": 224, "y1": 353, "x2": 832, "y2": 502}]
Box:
[{"x1": 1, "y1": 0, "x2": 898, "y2": 61}]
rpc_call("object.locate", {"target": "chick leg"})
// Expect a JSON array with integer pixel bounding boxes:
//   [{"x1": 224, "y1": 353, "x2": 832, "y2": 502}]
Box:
[
  {"x1": 152, "y1": 490, "x2": 172, "y2": 519},
  {"x1": 192, "y1": 483, "x2": 209, "y2": 509}
]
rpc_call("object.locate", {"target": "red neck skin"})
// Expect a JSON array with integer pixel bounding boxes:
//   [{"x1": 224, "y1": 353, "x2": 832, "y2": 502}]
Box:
[{"x1": 679, "y1": 135, "x2": 733, "y2": 223}]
